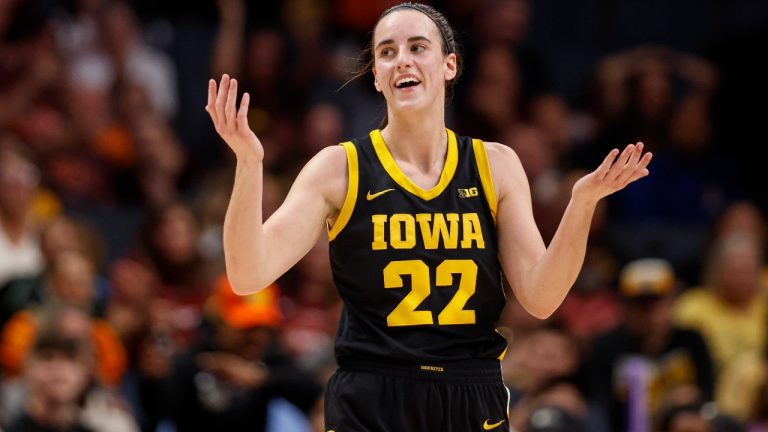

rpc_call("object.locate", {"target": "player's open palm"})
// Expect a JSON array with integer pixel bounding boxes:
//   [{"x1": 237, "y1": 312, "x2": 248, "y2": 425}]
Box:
[
  {"x1": 573, "y1": 142, "x2": 653, "y2": 203},
  {"x1": 205, "y1": 74, "x2": 264, "y2": 162}
]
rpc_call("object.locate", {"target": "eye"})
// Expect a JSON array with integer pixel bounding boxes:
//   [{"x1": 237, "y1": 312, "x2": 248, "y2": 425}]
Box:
[
  {"x1": 411, "y1": 44, "x2": 426, "y2": 53},
  {"x1": 379, "y1": 47, "x2": 394, "y2": 57}
]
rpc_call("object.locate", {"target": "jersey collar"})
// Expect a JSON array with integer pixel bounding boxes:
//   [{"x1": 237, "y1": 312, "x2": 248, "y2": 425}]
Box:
[{"x1": 370, "y1": 128, "x2": 458, "y2": 201}]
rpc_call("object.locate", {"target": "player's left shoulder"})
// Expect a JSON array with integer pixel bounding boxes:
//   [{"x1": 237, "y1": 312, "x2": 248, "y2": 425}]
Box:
[
  {"x1": 480, "y1": 141, "x2": 518, "y2": 162},
  {"x1": 477, "y1": 141, "x2": 527, "y2": 191}
]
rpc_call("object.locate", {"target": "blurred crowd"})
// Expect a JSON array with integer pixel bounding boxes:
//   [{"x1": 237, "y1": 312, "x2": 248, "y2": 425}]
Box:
[{"x1": 1, "y1": 0, "x2": 767, "y2": 431}]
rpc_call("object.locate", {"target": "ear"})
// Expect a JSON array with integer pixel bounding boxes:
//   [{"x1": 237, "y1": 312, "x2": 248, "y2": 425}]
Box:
[
  {"x1": 373, "y1": 68, "x2": 381, "y2": 92},
  {"x1": 444, "y1": 53, "x2": 458, "y2": 82}
]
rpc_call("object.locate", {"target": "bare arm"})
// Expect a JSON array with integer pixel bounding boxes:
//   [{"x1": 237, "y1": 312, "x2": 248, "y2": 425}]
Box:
[
  {"x1": 490, "y1": 142, "x2": 652, "y2": 318},
  {"x1": 206, "y1": 75, "x2": 346, "y2": 294}
]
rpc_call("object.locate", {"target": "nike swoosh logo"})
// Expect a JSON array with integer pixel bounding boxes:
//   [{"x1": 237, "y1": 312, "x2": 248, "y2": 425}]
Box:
[
  {"x1": 483, "y1": 419, "x2": 506, "y2": 430},
  {"x1": 366, "y1": 188, "x2": 395, "y2": 201}
]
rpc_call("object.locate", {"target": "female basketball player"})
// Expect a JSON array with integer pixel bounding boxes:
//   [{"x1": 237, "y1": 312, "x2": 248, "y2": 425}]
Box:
[{"x1": 205, "y1": 3, "x2": 652, "y2": 431}]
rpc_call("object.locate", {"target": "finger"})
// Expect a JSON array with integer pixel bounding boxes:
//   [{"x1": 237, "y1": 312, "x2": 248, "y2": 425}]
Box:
[
  {"x1": 616, "y1": 142, "x2": 644, "y2": 183},
  {"x1": 637, "y1": 151, "x2": 653, "y2": 170},
  {"x1": 215, "y1": 74, "x2": 230, "y2": 125},
  {"x1": 237, "y1": 92, "x2": 250, "y2": 131},
  {"x1": 624, "y1": 152, "x2": 654, "y2": 185},
  {"x1": 607, "y1": 144, "x2": 635, "y2": 181},
  {"x1": 225, "y1": 78, "x2": 238, "y2": 127},
  {"x1": 206, "y1": 79, "x2": 218, "y2": 123},
  {"x1": 596, "y1": 149, "x2": 619, "y2": 180},
  {"x1": 626, "y1": 142, "x2": 643, "y2": 167}
]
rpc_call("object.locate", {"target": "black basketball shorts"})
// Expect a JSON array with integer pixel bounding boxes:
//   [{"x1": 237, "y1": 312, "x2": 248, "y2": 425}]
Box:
[{"x1": 324, "y1": 358, "x2": 510, "y2": 432}]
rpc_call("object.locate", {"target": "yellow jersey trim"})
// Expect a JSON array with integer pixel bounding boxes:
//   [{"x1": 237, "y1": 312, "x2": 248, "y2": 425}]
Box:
[
  {"x1": 497, "y1": 345, "x2": 508, "y2": 361},
  {"x1": 370, "y1": 129, "x2": 458, "y2": 201},
  {"x1": 472, "y1": 139, "x2": 497, "y2": 222},
  {"x1": 328, "y1": 142, "x2": 358, "y2": 241}
]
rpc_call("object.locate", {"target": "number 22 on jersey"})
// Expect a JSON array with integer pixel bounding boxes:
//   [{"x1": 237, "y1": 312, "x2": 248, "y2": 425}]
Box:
[{"x1": 384, "y1": 259, "x2": 477, "y2": 327}]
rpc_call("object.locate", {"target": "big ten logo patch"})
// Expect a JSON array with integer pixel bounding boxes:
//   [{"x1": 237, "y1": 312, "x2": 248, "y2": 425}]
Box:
[{"x1": 458, "y1": 187, "x2": 479, "y2": 198}]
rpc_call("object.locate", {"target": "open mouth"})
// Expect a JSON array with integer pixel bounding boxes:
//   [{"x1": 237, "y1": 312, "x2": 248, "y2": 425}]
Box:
[{"x1": 395, "y1": 77, "x2": 421, "y2": 89}]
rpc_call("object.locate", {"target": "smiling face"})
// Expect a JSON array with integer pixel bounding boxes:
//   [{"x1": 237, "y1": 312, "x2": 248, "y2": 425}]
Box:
[{"x1": 372, "y1": 9, "x2": 457, "y2": 115}]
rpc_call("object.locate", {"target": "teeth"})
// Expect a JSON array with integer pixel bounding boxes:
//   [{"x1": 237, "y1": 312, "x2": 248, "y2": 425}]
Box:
[{"x1": 396, "y1": 77, "x2": 420, "y2": 87}]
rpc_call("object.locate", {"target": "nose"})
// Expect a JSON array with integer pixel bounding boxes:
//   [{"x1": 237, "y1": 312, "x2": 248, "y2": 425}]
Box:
[{"x1": 395, "y1": 48, "x2": 412, "y2": 70}]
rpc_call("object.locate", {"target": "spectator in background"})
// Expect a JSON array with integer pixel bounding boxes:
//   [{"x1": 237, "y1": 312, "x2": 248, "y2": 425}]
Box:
[
  {"x1": 1, "y1": 215, "x2": 107, "y2": 329},
  {"x1": 135, "y1": 202, "x2": 211, "y2": 350},
  {"x1": 3, "y1": 316, "x2": 138, "y2": 432},
  {"x1": 0, "y1": 251, "x2": 127, "y2": 387},
  {"x1": 105, "y1": 257, "x2": 156, "y2": 366},
  {"x1": 298, "y1": 103, "x2": 345, "y2": 166},
  {"x1": 312, "y1": 39, "x2": 384, "y2": 139},
  {"x1": 70, "y1": 1, "x2": 177, "y2": 119},
  {"x1": 714, "y1": 201, "x2": 765, "y2": 247},
  {"x1": 49, "y1": 0, "x2": 104, "y2": 58},
  {"x1": 131, "y1": 114, "x2": 186, "y2": 207},
  {"x1": 194, "y1": 169, "x2": 238, "y2": 266},
  {"x1": 503, "y1": 125, "x2": 605, "y2": 244},
  {"x1": 452, "y1": 0, "x2": 552, "y2": 142},
  {"x1": 103, "y1": 256, "x2": 178, "y2": 432},
  {"x1": 0, "y1": 145, "x2": 44, "y2": 287},
  {"x1": 467, "y1": 0, "x2": 549, "y2": 106},
  {"x1": 195, "y1": 169, "x2": 284, "y2": 272},
  {"x1": 209, "y1": 0, "x2": 305, "y2": 174},
  {"x1": 90, "y1": 74, "x2": 186, "y2": 207},
  {"x1": 505, "y1": 126, "x2": 559, "y2": 205},
  {"x1": 556, "y1": 246, "x2": 622, "y2": 351},
  {"x1": 243, "y1": 29, "x2": 304, "y2": 173},
  {"x1": 49, "y1": 62, "x2": 121, "y2": 206},
  {"x1": 456, "y1": 45, "x2": 522, "y2": 141},
  {"x1": 280, "y1": 238, "x2": 340, "y2": 378},
  {"x1": 614, "y1": 88, "x2": 733, "y2": 226},
  {"x1": 281, "y1": 0, "x2": 331, "y2": 99},
  {"x1": 503, "y1": 326, "x2": 589, "y2": 432},
  {"x1": 38, "y1": 216, "x2": 104, "y2": 272},
  {"x1": 0, "y1": 0, "x2": 57, "y2": 130},
  {"x1": 168, "y1": 276, "x2": 321, "y2": 432},
  {"x1": 590, "y1": 46, "x2": 733, "y2": 285},
  {"x1": 113, "y1": 202, "x2": 204, "y2": 426},
  {"x1": 210, "y1": 0, "x2": 246, "y2": 80},
  {"x1": 675, "y1": 233, "x2": 767, "y2": 420},
  {"x1": 529, "y1": 94, "x2": 586, "y2": 157},
  {"x1": 711, "y1": 201, "x2": 768, "y2": 286},
  {"x1": 592, "y1": 45, "x2": 717, "y2": 156},
  {"x1": 585, "y1": 258, "x2": 714, "y2": 432},
  {"x1": 656, "y1": 401, "x2": 744, "y2": 432}
]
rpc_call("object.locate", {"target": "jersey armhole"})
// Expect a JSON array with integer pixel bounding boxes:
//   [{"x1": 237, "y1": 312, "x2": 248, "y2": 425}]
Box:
[
  {"x1": 472, "y1": 139, "x2": 498, "y2": 223},
  {"x1": 327, "y1": 141, "x2": 359, "y2": 241}
]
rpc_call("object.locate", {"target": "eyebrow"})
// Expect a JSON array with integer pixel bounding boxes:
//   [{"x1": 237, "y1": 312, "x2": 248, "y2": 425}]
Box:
[{"x1": 375, "y1": 36, "x2": 432, "y2": 51}]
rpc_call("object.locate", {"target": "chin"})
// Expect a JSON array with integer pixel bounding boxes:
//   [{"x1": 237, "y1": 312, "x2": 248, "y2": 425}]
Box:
[{"x1": 391, "y1": 96, "x2": 432, "y2": 114}]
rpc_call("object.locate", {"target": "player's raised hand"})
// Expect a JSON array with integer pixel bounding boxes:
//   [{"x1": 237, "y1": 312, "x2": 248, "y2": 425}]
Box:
[
  {"x1": 205, "y1": 74, "x2": 264, "y2": 162},
  {"x1": 572, "y1": 142, "x2": 653, "y2": 203}
]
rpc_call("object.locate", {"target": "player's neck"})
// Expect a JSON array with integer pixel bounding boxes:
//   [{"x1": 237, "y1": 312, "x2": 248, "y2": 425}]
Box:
[{"x1": 381, "y1": 108, "x2": 447, "y2": 172}]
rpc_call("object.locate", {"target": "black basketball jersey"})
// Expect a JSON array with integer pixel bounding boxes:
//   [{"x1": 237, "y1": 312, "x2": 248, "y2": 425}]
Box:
[{"x1": 327, "y1": 129, "x2": 507, "y2": 364}]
